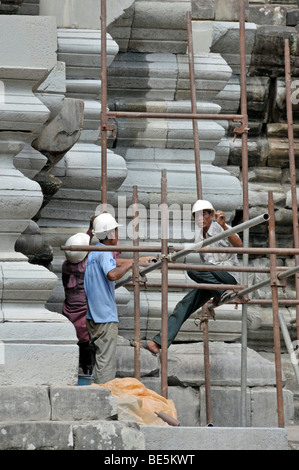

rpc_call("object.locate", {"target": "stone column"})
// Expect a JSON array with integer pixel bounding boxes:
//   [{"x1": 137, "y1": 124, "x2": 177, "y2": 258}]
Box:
[
  {"x1": 0, "y1": 15, "x2": 78, "y2": 386},
  {"x1": 36, "y1": 0, "x2": 131, "y2": 321}
]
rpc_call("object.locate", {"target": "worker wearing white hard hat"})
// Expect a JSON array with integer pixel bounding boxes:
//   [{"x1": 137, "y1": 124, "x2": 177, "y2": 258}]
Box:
[
  {"x1": 191, "y1": 199, "x2": 215, "y2": 214},
  {"x1": 134, "y1": 200, "x2": 243, "y2": 356},
  {"x1": 62, "y1": 217, "x2": 95, "y2": 375},
  {"x1": 64, "y1": 232, "x2": 90, "y2": 263},
  {"x1": 92, "y1": 213, "x2": 122, "y2": 240},
  {"x1": 84, "y1": 212, "x2": 153, "y2": 384}
]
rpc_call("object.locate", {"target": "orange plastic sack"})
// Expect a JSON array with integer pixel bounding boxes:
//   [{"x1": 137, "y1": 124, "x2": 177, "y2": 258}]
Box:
[{"x1": 97, "y1": 377, "x2": 178, "y2": 426}]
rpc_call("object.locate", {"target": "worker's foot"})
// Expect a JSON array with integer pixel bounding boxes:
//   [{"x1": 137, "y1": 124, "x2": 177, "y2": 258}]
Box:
[
  {"x1": 130, "y1": 339, "x2": 160, "y2": 356},
  {"x1": 141, "y1": 340, "x2": 160, "y2": 355},
  {"x1": 212, "y1": 290, "x2": 231, "y2": 306}
]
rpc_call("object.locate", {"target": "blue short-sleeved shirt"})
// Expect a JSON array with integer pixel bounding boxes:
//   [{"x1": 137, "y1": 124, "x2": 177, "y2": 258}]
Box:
[{"x1": 84, "y1": 243, "x2": 118, "y2": 323}]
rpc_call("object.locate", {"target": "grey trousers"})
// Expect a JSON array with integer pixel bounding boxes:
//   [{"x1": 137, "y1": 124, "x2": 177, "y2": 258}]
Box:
[
  {"x1": 153, "y1": 268, "x2": 237, "y2": 348},
  {"x1": 86, "y1": 319, "x2": 118, "y2": 384}
]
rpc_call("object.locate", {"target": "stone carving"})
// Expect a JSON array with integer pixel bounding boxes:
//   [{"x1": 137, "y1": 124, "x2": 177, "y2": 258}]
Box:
[{"x1": 32, "y1": 97, "x2": 84, "y2": 217}]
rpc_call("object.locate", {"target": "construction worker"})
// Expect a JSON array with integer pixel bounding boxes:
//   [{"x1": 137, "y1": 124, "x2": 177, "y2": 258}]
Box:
[
  {"x1": 84, "y1": 213, "x2": 152, "y2": 384},
  {"x1": 62, "y1": 218, "x2": 95, "y2": 375},
  {"x1": 139, "y1": 199, "x2": 242, "y2": 355}
]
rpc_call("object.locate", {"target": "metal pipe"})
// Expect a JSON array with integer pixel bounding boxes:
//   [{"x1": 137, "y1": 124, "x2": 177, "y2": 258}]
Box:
[
  {"x1": 186, "y1": 11, "x2": 202, "y2": 199},
  {"x1": 170, "y1": 214, "x2": 269, "y2": 263},
  {"x1": 278, "y1": 265, "x2": 299, "y2": 280},
  {"x1": 132, "y1": 186, "x2": 140, "y2": 380},
  {"x1": 128, "y1": 282, "x2": 245, "y2": 291},
  {"x1": 161, "y1": 170, "x2": 168, "y2": 398},
  {"x1": 61, "y1": 245, "x2": 299, "y2": 256},
  {"x1": 192, "y1": 247, "x2": 299, "y2": 255},
  {"x1": 154, "y1": 411, "x2": 180, "y2": 426},
  {"x1": 268, "y1": 191, "x2": 284, "y2": 427},
  {"x1": 201, "y1": 310, "x2": 213, "y2": 426},
  {"x1": 114, "y1": 213, "x2": 269, "y2": 288},
  {"x1": 107, "y1": 110, "x2": 246, "y2": 121},
  {"x1": 278, "y1": 312, "x2": 299, "y2": 386},
  {"x1": 246, "y1": 300, "x2": 299, "y2": 306},
  {"x1": 100, "y1": 0, "x2": 108, "y2": 209},
  {"x1": 214, "y1": 264, "x2": 299, "y2": 304},
  {"x1": 167, "y1": 263, "x2": 288, "y2": 273},
  {"x1": 284, "y1": 38, "x2": 299, "y2": 343}
]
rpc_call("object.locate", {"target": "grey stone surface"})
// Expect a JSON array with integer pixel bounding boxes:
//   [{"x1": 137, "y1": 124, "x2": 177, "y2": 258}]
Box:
[
  {"x1": 251, "y1": 387, "x2": 294, "y2": 427},
  {"x1": 200, "y1": 385, "x2": 294, "y2": 427},
  {"x1": 0, "y1": 386, "x2": 51, "y2": 422},
  {"x1": 0, "y1": 419, "x2": 146, "y2": 450},
  {"x1": 50, "y1": 385, "x2": 117, "y2": 421},
  {"x1": 141, "y1": 426, "x2": 289, "y2": 450},
  {"x1": 0, "y1": 322, "x2": 78, "y2": 386},
  {"x1": 166, "y1": 342, "x2": 278, "y2": 387},
  {"x1": 0, "y1": 421, "x2": 73, "y2": 450},
  {"x1": 73, "y1": 421, "x2": 145, "y2": 450}
]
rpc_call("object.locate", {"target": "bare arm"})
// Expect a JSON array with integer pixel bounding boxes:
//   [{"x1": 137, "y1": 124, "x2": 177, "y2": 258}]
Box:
[
  {"x1": 107, "y1": 256, "x2": 153, "y2": 282},
  {"x1": 215, "y1": 211, "x2": 242, "y2": 248}
]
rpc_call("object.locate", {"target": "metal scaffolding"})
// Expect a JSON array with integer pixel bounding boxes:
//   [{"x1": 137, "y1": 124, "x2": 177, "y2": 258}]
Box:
[{"x1": 63, "y1": 0, "x2": 299, "y2": 429}]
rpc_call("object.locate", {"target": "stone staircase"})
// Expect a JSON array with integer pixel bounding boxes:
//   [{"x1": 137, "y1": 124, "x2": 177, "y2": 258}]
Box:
[
  {"x1": 0, "y1": 382, "x2": 294, "y2": 450},
  {"x1": 0, "y1": 384, "x2": 146, "y2": 450},
  {"x1": 1, "y1": 336, "x2": 297, "y2": 450}
]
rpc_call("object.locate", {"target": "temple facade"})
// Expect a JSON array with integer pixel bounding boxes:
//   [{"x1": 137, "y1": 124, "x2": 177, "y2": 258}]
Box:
[{"x1": 0, "y1": 0, "x2": 298, "y2": 428}]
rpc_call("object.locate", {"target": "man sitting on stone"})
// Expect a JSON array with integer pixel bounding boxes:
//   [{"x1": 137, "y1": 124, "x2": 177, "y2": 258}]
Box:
[{"x1": 140, "y1": 199, "x2": 242, "y2": 355}]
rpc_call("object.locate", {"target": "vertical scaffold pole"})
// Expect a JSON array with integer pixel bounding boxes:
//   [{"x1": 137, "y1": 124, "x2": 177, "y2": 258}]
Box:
[
  {"x1": 132, "y1": 186, "x2": 141, "y2": 380},
  {"x1": 161, "y1": 170, "x2": 169, "y2": 398},
  {"x1": 100, "y1": 0, "x2": 108, "y2": 210},
  {"x1": 239, "y1": 0, "x2": 249, "y2": 427},
  {"x1": 268, "y1": 191, "x2": 285, "y2": 427}
]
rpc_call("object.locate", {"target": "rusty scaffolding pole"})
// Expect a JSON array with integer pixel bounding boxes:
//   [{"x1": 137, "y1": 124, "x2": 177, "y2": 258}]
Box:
[{"x1": 79, "y1": 0, "x2": 299, "y2": 426}]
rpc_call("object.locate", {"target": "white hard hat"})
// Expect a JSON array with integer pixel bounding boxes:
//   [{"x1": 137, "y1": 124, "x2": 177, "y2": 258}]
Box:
[
  {"x1": 64, "y1": 232, "x2": 90, "y2": 263},
  {"x1": 191, "y1": 200, "x2": 215, "y2": 214},
  {"x1": 93, "y1": 213, "x2": 122, "y2": 240}
]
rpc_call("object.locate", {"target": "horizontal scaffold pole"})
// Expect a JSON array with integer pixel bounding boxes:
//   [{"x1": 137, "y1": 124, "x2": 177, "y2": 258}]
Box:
[{"x1": 213, "y1": 264, "x2": 299, "y2": 308}]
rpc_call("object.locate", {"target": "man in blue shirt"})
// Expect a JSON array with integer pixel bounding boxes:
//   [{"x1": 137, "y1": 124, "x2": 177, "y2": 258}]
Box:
[{"x1": 84, "y1": 213, "x2": 151, "y2": 384}]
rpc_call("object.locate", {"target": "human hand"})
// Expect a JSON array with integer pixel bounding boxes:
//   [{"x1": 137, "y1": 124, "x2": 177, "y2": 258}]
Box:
[
  {"x1": 215, "y1": 210, "x2": 226, "y2": 228},
  {"x1": 139, "y1": 256, "x2": 156, "y2": 266}
]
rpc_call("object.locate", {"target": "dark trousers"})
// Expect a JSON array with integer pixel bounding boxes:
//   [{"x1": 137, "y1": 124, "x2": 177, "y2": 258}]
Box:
[{"x1": 152, "y1": 268, "x2": 237, "y2": 347}]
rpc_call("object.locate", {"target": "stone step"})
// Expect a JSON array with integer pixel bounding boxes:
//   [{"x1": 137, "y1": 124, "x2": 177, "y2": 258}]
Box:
[
  {"x1": 0, "y1": 419, "x2": 294, "y2": 450},
  {"x1": 0, "y1": 420, "x2": 145, "y2": 451},
  {"x1": 141, "y1": 425, "x2": 289, "y2": 450},
  {"x1": 0, "y1": 385, "x2": 117, "y2": 422}
]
